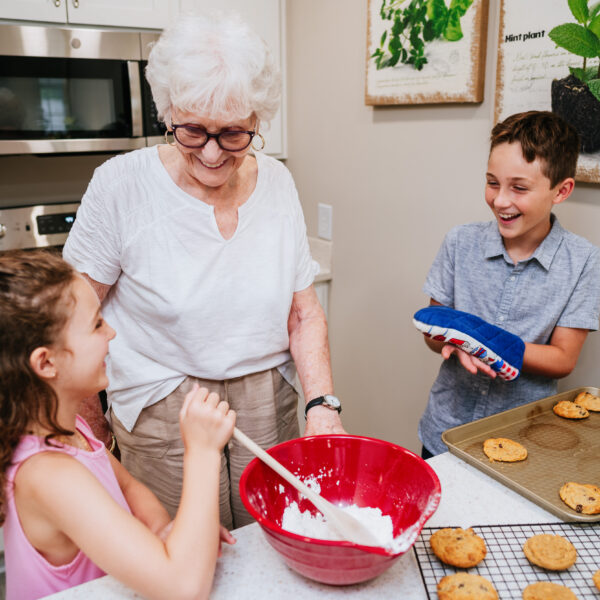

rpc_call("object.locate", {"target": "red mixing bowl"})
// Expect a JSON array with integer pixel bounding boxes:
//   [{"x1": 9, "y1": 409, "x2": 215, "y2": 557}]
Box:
[{"x1": 239, "y1": 434, "x2": 441, "y2": 585}]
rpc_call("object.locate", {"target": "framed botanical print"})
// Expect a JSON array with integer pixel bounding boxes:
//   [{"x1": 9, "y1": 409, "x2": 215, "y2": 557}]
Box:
[
  {"x1": 495, "y1": 0, "x2": 600, "y2": 183},
  {"x1": 365, "y1": 0, "x2": 489, "y2": 105}
]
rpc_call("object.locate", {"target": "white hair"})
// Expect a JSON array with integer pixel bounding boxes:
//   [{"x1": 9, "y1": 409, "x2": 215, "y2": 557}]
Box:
[{"x1": 145, "y1": 11, "x2": 281, "y2": 127}]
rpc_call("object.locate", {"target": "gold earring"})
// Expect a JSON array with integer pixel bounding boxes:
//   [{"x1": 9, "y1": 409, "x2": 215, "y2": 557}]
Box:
[
  {"x1": 164, "y1": 130, "x2": 176, "y2": 146},
  {"x1": 251, "y1": 133, "x2": 266, "y2": 151}
]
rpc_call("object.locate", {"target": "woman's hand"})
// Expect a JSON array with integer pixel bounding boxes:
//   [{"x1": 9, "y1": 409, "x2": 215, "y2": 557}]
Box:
[
  {"x1": 304, "y1": 405, "x2": 347, "y2": 436},
  {"x1": 441, "y1": 344, "x2": 497, "y2": 378},
  {"x1": 179, "y1": 385, "x2": 236, "y2": 452}
]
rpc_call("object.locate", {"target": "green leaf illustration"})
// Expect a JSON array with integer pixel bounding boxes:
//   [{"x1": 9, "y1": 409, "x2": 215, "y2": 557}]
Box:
[
  {"x1": 444, "y1": 9, "x2": 464, "y2": 41},
  {"x1": 449, "y1": 0, "x2": 474, "y2": 17},
  {"x1": 548, "y1": 23, "x2": 600, "y2": 57},
  {"x1": 568, "y1": 0, "x2": 589, "y2": 23},
  {"x1": 427, "y1": 0, "x2": 448, "y2": 37},
  {"x1": 569, "y1": 65, "x2": 598, "y2": 81},
  {"x1": 589, "y1": 14, "x2": 600, "y2": 37},
  {"x1": 373, "y1": 0, "x2": 473, "y2": 70},
  {"x1": 587, "y1": 77, "x2": 600, "y2": 101}
]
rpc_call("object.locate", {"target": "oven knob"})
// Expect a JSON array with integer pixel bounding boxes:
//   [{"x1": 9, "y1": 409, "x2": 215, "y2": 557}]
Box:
[{"x1": 0, "y1": 224, "x2": 6, "y2": 238}]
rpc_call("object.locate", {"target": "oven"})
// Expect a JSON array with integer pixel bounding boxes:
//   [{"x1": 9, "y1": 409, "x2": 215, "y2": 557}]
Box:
[
  {"x1": 0, "y1": 201, "x2": 79, "y2": 252},
  {"x1": 0, "y1": 23, "x2": 163, "y2": 155}
]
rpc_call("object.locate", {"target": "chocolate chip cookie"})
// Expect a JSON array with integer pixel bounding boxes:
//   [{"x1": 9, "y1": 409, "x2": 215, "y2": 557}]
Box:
[
  {"x1": 522, "y1": 581, "x2": 578, "y2": 600},
  {"x1": 559, "y1": 481, "x2": 600, "y2": 515},
  {"x1": 553, "y1": 400, "x2": 589, "y2": 419},
  {"x1": 483, "y1": 437, "x2": 527, "y2": 462},
  {"x1": 437, "y1": 573, "x2": 498, "y2": 600},
  {"x1": 522, "y1": 534, "x2": 577, "y2": 570},
  {"x1": 593, "y1": 569, "x2": 600, "y2": 591},
  {"x1": 430, "y1": 527, "x2": 487, "y2": 567},
  {"x1": 574, "y1": 391, "x2": 600, "y2": 412}
]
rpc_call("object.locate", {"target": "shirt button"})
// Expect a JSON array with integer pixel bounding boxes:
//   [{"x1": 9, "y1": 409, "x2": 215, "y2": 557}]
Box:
[
  {"x1": 510, "y1": 276, "x2": 516, "y2": 281},
  {"x1": 499, "y1": 316, "x2": 505, "y2": 322},
  {"x1": 481, "y1": 390, "x2": 487, "y2": 395}
]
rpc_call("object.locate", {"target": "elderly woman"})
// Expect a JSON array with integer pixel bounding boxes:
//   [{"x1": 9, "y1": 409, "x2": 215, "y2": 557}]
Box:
[{"x1": 63, "y1": 12, "x2": 345, "y2": 530}]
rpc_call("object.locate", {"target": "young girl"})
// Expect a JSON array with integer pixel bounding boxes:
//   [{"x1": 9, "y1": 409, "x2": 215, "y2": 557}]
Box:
[{"x1": 0, "y1": 250, "x2": 236, "y2": 600}]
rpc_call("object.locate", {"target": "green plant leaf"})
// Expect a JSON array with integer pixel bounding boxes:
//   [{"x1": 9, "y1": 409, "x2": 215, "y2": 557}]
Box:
[
  {"x1": 449, "y1": 0, "x2": 474, "y2": 17},
  {"x1": 380, "y1": 30, "x2": 388, "y2": 46},
  {"x1": 569, "y1": 67, "x2": 591, "y2": 83},
  {"x1": 389, "y1": 34, "x2": 402, "y2": 53},
  {"x1": 569, "y1": 66, "x2": 593, "y2": 81},
  {"x1": 443, "y1": 9, "x2": 464, "y2": 41},
  {"x1": 592, "y1": 2, "x2": 600, "y2": 19},
  {"x1": 389, "y1": 50, "x2": 402, "y2": 66},
  {"x1": 589, "y1": 14, "x2": 600, "y2": 38},
  {"x1": 548, "y1": 23, "x2": 600, "y2": 58},
  {"x1": 568, "y1": 0, "x2": 589, "y2": 24},
  {"x1": 423, "y1": 19, "x2": 437, "y2": 41},
  {"x1": 587, "y1": 78, "x2": 600, "y2": 101},
  {"x1": 427, "y1": 0, "x2": 448, "y2": 36}
]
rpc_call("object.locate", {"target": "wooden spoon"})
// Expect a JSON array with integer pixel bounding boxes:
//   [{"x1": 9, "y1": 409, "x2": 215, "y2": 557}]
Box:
[{"x1": 233, "y1": 427, "x2": 381, "y2": 547}]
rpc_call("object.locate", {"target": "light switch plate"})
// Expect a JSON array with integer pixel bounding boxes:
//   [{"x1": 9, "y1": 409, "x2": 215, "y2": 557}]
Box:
[{"x1": 318, "y1": 203, "x2": 333, "y2": 240}]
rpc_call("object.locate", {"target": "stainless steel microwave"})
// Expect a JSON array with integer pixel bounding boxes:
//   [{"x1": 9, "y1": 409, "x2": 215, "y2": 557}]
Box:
[{"x1": 0, "y1": 23, "x2": 164, "y2": 155}]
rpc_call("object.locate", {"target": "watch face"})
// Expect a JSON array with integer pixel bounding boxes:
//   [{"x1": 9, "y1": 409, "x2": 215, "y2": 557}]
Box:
[{"x1": 323, "y1": 394, "x2": 341, "y2": 409}]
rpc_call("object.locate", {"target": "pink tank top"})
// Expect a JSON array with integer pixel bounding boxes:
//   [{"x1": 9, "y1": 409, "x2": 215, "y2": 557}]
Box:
[{"x1": 4, "y1": 416, "x2": 131, "y2": 600}]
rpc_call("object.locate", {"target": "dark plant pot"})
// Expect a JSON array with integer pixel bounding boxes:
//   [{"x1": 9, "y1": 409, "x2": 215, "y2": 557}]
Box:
[{"x1": 551, "y1": 74, "x2": 600, "y2": 154}]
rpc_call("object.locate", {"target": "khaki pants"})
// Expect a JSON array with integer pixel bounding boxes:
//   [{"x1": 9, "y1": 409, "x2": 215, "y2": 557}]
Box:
[{"x1": 111, "y1": 368, "x2": 299, "y2": 529}]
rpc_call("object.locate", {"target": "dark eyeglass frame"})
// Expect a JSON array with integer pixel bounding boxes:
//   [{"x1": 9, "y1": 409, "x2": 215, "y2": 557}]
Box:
[{"x1": 170, "y1": 123, "x2": 257, "y2": 151}]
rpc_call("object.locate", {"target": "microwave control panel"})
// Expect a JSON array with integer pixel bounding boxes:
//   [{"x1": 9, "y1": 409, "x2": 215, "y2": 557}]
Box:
[{"x1": 0, "y1": 203, "x2": 80, "y2": 251}]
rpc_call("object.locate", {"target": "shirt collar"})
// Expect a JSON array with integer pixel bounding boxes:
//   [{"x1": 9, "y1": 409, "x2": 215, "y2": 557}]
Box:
[{"x1": 484, "y1": 214, "x2": 564, "y2": 270}]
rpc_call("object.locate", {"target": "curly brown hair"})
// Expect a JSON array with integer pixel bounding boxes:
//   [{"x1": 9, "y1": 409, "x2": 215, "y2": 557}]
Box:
[
  {"x1": 490, "y1": 111, "x2": 580, "y2": 188},
  {"x1": 0, "y1": 249, "x2": 78, "y2": 525}
]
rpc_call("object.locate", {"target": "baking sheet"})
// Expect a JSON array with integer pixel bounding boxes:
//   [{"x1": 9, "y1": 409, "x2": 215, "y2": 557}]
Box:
[
  {"x1": 414, "y1": 522, "x2": 600, "y2": 599},
  {"x1": 442, "y1": 387, "x2": 600, "y2": 522}
]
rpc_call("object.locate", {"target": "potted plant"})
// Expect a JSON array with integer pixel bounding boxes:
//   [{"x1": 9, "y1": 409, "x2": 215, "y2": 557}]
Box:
[
  {"x1": 371, "y1": 0, "x2": 474, "y2": 71},
  {"x1": 549, "y1": 0, "x2": 600, "y2": 152}
]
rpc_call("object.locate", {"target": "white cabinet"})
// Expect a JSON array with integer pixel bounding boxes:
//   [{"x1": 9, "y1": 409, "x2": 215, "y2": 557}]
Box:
[
  {"x1": 65, "y1": 0, "x2": 176, "y2": 29},
  {"x1": 0, "y1": 0, "x2": 177, "y2": 29},
  {"x1": 0, "y1": 0, "x2": 65, "y2": 23},
  {"x1": 179, "y1": 0, "x2": 286, "y2": 157}
]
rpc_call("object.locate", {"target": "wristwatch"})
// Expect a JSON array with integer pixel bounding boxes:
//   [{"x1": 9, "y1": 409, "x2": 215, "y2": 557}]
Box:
[{"x1": 304, "y1": 394, "x2": 342, "y2": 419}]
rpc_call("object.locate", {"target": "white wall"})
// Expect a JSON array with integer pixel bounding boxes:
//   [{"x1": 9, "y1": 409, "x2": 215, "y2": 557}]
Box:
[
  {"x1": 1, "y1": 0, "x2": 598, "y2": 458},
  {"x1": 286, "y1": 0, "x2": 600, "y2": 453}
]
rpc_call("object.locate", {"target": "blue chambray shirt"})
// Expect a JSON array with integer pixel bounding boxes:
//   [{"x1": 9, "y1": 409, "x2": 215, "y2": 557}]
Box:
[{"x1": 419, "y1": 216, "x2": 600, "y2": 455}]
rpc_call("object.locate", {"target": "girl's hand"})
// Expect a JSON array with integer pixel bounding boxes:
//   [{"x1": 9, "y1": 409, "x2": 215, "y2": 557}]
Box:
[
  {"x1": 441, "y1": 344, "x2": 497, "y2": 378},
  {"x1": 157, "y1": 520, "x2": 174, "y2": 542},
  {"x1": 218, "y1": 524, "x2": 236, "y2": 556},
  {"x1": 179, "y1": 385, "x2": 236, "y2": 452}
]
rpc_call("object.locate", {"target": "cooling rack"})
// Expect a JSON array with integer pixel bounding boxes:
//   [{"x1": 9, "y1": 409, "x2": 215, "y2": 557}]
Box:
[{"x1": 413, "y1": 522, "x2": 599, "y2": 599}]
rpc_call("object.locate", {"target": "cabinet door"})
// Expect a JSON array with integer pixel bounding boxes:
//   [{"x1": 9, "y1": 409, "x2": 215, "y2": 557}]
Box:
[
  {"x1": 0, "y1": 0, "x2": 67, "y2": 23},
  {"x1": 65, "y1": 0, "x2": 177, "y2": 29},
  {"x1": 179, "y1": 0, "x2": 286, "y2": 157}
]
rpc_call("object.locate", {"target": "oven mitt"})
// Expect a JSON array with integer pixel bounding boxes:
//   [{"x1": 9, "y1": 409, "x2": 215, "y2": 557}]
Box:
[{"x1": 413, "y1": 306, "x2": 525, "y2": 381}]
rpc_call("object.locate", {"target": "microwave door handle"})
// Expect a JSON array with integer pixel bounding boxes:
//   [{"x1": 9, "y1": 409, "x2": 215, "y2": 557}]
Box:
[{"x1": 127, "y1": 61, "x2": 144, "y2": 138}]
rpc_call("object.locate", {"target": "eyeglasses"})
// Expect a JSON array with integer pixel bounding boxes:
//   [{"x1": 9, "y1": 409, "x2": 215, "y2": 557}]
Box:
[{"x1": 170, "y1": 123, "x2": 256, "y2": 151}]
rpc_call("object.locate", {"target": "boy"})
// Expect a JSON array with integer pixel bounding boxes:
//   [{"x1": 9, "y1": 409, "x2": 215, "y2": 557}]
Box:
[{"x1": 419, "y1": 111, "x2": 600, "y2": 457}]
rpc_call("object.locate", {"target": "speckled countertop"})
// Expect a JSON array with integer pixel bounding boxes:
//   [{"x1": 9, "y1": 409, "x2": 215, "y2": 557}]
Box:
[{"x1": 43, "y1": 452, "x2": 560, "y2": 600}]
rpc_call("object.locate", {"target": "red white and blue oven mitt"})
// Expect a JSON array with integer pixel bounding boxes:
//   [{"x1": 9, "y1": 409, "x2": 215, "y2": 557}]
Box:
[{"x1": 413, "y1": 306, "x2": 525, "y2": 381}]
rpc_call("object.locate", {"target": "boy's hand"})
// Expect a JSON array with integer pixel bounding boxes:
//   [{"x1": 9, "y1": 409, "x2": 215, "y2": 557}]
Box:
[
  {"x1": 441, "y1": 344, "x2": 497, "y2": 378},
  {"x1": 179, "y1": 385, "x2": 236, "y2": 452}
]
